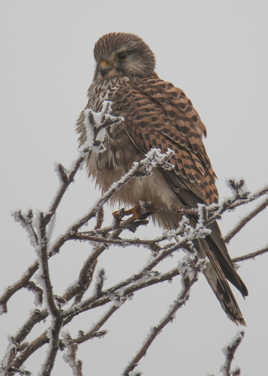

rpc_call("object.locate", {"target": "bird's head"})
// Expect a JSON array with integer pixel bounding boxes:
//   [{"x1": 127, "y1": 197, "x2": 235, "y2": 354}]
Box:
[{"x1": 93, "y1": 32, "x2": 155, "y2": 81}]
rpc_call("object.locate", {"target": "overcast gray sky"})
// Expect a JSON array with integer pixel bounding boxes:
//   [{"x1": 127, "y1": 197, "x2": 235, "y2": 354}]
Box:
[{"x1": 1, "y1": 1, "x2": 268, "y2": 375}]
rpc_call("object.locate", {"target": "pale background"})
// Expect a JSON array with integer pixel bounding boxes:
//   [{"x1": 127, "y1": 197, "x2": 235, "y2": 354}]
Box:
[{"x1": 1, "y1": 0, "x2": 268, "y2": 375}]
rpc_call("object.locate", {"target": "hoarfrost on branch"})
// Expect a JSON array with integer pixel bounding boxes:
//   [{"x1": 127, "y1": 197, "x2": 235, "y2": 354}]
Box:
[{"x1": 1, "y1": 147, "x2": 267, "y2": 375}]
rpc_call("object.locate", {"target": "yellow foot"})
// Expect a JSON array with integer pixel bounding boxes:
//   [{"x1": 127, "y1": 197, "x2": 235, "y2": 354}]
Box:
[{"x1": 112, "y1": 202, "x2": 153, "y2": 221}]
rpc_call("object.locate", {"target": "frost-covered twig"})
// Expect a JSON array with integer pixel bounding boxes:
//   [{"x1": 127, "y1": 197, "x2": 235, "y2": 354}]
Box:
[
  {"x1": 0, "y1": 262, "x2": 39, "y2": 314},
  {"x1": 73, "y1": 304, "x2": 119, "y2": 344},
  {"x1": 60, "y1": 213, "x2": 224, "y2": 324},
  {"x1": 94, "y1": 268, "x2": 105, "y2": 298},
  {"x1": 62, "y1": 333, "x2": 83, "y2": 376},
  {"x1": 220, "y1": 331, "x2": 244, "y2": 376},
  {"x1": 178, "y1": 184, "x2": 268, "y2": 227},
  {"x1": 6, "y1": 244, "x2": 117, "y2": 368},
  {"x1": 225, "y1": 197, "x2": 268, "y2": 243},
  {"x1": 6, "y1": 241, "x2": 120, "y2": 368},
  {"x1": 25, "y1": 281, "x2": 43, "y2": 306},
  {"x1": 2, "y1": 151, "x2": 268, "y2": 375},
  {"x1": 70, "y1": 232, "x2": 161, "y2": 248},
  {"x1": 14, "y1": 309, "x2": 47, "y2": 345},
  {"x1": 40, "y1": 317, "x2": 62, "y2": 376},
  {"x1": 7, "y1": 268, "x2": 180, "y2": 370},
  {"x1": 63, "y1": 268, "x2": 181, "y2": 325},
  {"x1": 11, "y1": 266, "x2": 179, "y2": 370},
  {"x1": 44, "y1": 156, "x2": 84, "y2": 226},
  {"x1": 12, "y1": 332, "x2": 49, "y2": 370},
  {"x1": 34, "y1": 212, "x2": 63, "y2": 376},
  {"x1": 95, "y1": 207, "x2": 104, "y2": 230},
  {"x1": 35, "y1": 212, "x2": 58, "y2": 319},
  {"x1": 62, "y1": 216, "x2": 206, "y2": 323},
  {"x1": 232, "y1": 246, "x2": 268, "y2": 263},
  {"x1": 208, "y1": 184, "x2": 268, "y2": 225},
  {"x1": 0, "y1": 339, "x2": 18, "y2": 376},
  {"x1": 122, "y1": 252, "x2": 201, "y2": 375},
  {"x1": 12, "y1": 210, "x2": 38, "y2": 247},
  {"x1": 73, "y1": 254, "x2": 98, "y2": 304},
  {"x1": 68, "y1": 148, "x2": 174, "y2": 232},
  {"x1": 0, "y1": 157, "x2": 84, "y2": 314},
  {"x1": 62, "y1": 245, "x2": 106, "y2": 303}
]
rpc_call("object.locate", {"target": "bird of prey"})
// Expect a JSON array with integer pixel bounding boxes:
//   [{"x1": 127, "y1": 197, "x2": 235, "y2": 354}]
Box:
[{"x1": 76, "y1": 32, "x2": 248, "y2": 325}]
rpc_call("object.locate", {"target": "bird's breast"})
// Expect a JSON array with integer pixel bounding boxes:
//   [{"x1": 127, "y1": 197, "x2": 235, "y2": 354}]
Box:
[
  {"x1": 87, "y1": 139, "x2": 181, "y2": 229},
  {"x1": 80, "y1": 76, "x2": 182, "y2": 228}
]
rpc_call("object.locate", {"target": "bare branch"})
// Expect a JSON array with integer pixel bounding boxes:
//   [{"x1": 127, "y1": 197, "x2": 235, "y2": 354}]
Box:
[
  {"x1": 6, "y1": 244, "x2": 115, "y2": 368},
  {"x1": 25, "y1": 281, "x2": 43, "y2": 306},
  {"x1": 232, "y1": 246, "x2": 268, "y2": 263},
  {"x1": 225, "y1": 197, "x2": 268, "y2": 243},
  {"x1": 34, "y1": 212, "x2": 63, "y2": 376},
  {"x1": 12, "y1": 332, "x2": 49, "y2": 370},
  {"x1": 70, "y1": 232, "x2": 158, "y2": 248},
  {"x1": 63, "y1": 267, "x2": 181, "y2": 325},
  {"x1": 217, "y1": 184, "x2": 268, "y2": 216},
  {"x1": 14, "y1": 309, "x2": 47, "y2": 344},
  {"x1": 73, "y1": 304, "x2": 119, "y2": 344},
  {"x1": 95, "y1": 207, "x2": 104, "y2": 230},
  {"x1": 0, "y1": 340, "x2": 17, "y2": 376},
  {"x1": 0, "y1": 262, "x2": 39, "y2": 314},
  {"x1": 12, "y1": 210, "x2": 38, "y2": 247},
  {"x1": 35, "y1": 212, "x2": 58, "y2": 318},
  {"x1": 62, "y1": 220, "x2": 200, "y2": 323},
  {"x1": 44, "y1": 156, "x2": 84, "y2": 226},
  {"x1": 40, "y1": 317, "x2": 62, "y2": 376},
  {"x1": 94, "y1": 269, "x2": 105, "y2": 298},
  {"x1": 56, "y1": 163, "x2": 69, "y2": 184},
  {"x1": 220, "y1": 331, "x2": 244, "y2": 376},
  {"x1": 62, "y1": 333, "x2": 83, "y2": 376},
  {"x1": 62, "y1": 245, "x2": 106, "y2": 303},
  {"x1": 2, "y1": 151, "x2": 267, "y2": 375},
  {"x1": 2, "y1": 149, "x2": 172, "y2": 313},
  {"x1": 123, "y1": 255, "x2": 200, "y2": 375},
  {"x1": 179, "y1": 184, "x2": 268, "y2": 225},
  {"x1": 73, "y1": 256, "x2": 98, "y2": 304},
  {"x1": 0, "y1": 157, "x2": 84, "y2": 314}
]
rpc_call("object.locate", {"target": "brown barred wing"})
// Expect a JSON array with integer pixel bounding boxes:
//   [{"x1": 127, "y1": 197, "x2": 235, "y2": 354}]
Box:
[{"x1": 112, "y1": 74, "x2": 218, "y2": 204}]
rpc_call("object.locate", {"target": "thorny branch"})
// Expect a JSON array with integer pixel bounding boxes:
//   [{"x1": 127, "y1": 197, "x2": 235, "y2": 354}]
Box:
[{"x1": 0, "y1": 150, "x2": 267, "y2": 375}]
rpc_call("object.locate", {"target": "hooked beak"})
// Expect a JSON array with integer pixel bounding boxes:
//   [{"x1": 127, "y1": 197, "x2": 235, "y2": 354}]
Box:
[
  {"x1": 95, "y1": 59, "x2": 114, "y2": 79},
  {"x1": 99, "y1": 60, "x2": 113, "y2": 74}
]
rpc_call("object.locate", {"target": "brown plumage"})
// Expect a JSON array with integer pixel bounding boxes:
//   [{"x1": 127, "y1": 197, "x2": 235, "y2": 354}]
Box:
[{"x1": 77, "y1": 32, "x2": 248, "y2": 325}]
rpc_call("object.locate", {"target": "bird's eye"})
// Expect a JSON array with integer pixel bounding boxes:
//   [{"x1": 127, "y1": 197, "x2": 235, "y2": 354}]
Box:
[{"x1": 117, "y1": 51, "x2": 128, "y2": 60}]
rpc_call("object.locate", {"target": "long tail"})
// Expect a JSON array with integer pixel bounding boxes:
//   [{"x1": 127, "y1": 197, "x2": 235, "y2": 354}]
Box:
[
  {"x1": 159, "y1": 171, "x2": 248, "y2": 324},
  {"x1": 197, "y1": 223, "x2": 248, "y2": 325}
]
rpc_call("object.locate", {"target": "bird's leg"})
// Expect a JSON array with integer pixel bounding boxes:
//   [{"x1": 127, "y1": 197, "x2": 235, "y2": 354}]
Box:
[{"x1": 112, "y1": 201, "x2": 153, "y2": 221}]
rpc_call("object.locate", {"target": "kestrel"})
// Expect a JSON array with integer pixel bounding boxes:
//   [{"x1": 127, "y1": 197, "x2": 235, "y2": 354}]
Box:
[{"x1": 77, "y1": 32, "x2": 248, "y2": 325}]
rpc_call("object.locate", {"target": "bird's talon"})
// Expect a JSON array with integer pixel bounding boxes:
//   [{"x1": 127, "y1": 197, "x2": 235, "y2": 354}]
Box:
[
  {"x1": 112, "y1": 203, "x2": 153, "y2": 223},
  {"x1": 112, "y1": 208, "x2": 126, "y2": 221}
]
